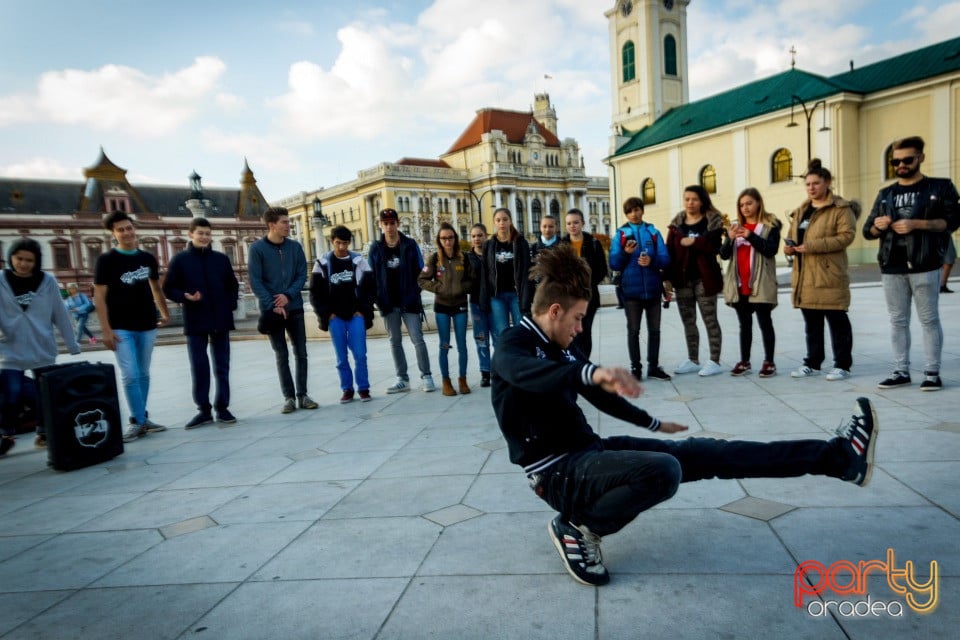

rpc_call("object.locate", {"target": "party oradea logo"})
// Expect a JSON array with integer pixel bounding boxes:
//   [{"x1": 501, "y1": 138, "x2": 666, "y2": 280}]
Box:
[{"x1": 794, "y1": 548, "x2": 938, "y2": 617}]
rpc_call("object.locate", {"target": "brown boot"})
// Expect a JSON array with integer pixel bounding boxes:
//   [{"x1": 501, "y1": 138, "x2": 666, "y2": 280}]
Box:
[
  {"x1": 441, "y1": 377, "x2": 457, "y2": 396},
  {"x1": 458, "y1": 376, "x2": 471, "y2": 394}
]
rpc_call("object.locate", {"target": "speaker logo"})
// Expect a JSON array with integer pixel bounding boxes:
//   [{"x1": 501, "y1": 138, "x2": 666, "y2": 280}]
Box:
[{"x1": 74, "y1": 409, "x2": 110, "y2": 448}]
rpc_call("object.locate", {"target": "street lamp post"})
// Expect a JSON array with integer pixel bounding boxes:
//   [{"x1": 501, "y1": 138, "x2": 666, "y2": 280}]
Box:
[
  {"x1": 312, "y1": 196, "x2": 330, "y2": 259},
  {"x1": 786, "y1": 95, "x2": 830, "y2": 166},
  {"x1": 466, "y1": 186, "x2": 494, "y2": 226}
]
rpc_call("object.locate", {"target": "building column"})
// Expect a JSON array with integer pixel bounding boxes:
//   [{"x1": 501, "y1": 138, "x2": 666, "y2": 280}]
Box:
[
  {"x1": 413, "y1": 193, "x2": 421, "y2": 241},
  {"x1": 525, "y1": 191, "x2": 534, "y2": 237},
  {"x1": 450, "y1": 193, "x2": 458, "y2": 233}
]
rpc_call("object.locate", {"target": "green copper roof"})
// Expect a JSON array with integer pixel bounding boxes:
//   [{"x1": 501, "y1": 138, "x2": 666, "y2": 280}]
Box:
[
  {"x1": 831, "y1": 36, "x2": 960, "y2": 93},
  {"x1": 612, "y1": 36, "x2": 960, "y2": 158}
]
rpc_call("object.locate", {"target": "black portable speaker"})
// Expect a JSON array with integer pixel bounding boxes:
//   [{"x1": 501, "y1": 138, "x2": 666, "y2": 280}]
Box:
[{"x1": 34, "y1": 361, "x2": 124, "y2": 471}]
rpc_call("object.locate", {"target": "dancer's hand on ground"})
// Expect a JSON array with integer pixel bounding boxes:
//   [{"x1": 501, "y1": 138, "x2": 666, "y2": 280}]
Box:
[{"x1": 658, "y1": 422, "x2": 689, "y2": 434}]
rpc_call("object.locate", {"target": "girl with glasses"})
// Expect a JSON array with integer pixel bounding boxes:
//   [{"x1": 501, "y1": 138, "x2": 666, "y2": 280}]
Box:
[{"x1": 419, "y1": 223, "x2": 474, "y2": 396}]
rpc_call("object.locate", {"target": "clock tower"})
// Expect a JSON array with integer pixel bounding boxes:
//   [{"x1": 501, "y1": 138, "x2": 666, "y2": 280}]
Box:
[{"x1": 607, "y1": 0, "x2": 690, "y2": 139}]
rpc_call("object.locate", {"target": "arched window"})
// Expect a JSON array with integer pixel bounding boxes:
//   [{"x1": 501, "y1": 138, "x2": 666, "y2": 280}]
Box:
[
  {"x1": 772, "y1": 148, "x2": 793, "y2": 183},
  {"x1": 531, "y1": 199, "x2": 543, "y2": 227},
  {"x1": 664, "y1": 35, "x2": 678, "y2": 76},
  {"x1": 642, "y1": 178, "x2": 656, "y2": 205},
  {"x1": 549, "y1": 199, "x2": 560, "y2": 216},
  {"x1": 622, "y1": 41, "x2": 636, "y2": 83},
  {"x1": 514, "y1": 198, "x2": 525, "y2": 232},
  {"x1": 884, "y1": 144, "x2": 896, "y2": 180},
  {"x1": 699, "y1": 165, "x2": 717, "y2": 194}
]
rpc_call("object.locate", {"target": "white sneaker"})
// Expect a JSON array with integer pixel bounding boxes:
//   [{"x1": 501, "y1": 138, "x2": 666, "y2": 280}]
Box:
[
  {"x1": 674, "y1": 360, "x2": 701, "y2": 375},
  {"x1": 826, "y1": 368, "x2": 851, "y2": 381},
  {"x1": 698, "y1": 361, "x2": 724, "y2": 377},
  {"x1": 791, "y1": 366, "x2": 821, "y2": 378},
  {"x1": 422, "y1": 374, "x2": 436, "y2": 392},
  {"x1": 386, "y1": 378, "x2": 410, "y2": 394}
]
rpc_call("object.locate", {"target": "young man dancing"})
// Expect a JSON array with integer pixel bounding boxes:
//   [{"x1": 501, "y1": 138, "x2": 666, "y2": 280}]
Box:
[{"x1": 490, "y1": 244, "x2": 879, "y2": 586}]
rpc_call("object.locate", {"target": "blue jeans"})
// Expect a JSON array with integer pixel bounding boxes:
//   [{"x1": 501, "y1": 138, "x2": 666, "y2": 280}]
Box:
[
  {"x1": 1, "y1": 370, "x2": 38, "y2": 437},
  {"x1": 329, "y1": 315, "x2": 369, "y2": 391},
  {"x1": 470, "y1": 303, "x2": 492, "y2": 374},
  {"x1": 267, "y1": 310, "x2": 309, "y2": 399},
  {"x1": 436, "y1": 311, "x2": 468, "y2": 378},
  {"x1": 533, "y1": 435, "x2": 849, "y2": 537},
  {"x1": 490, "y1": 292, "x2": 522, "y2": 346},
  {"x1": 187, "y1": 331, "x2": 231, "y2": 413},
  {"x1": 113, "y1": 329, "x2": 157, "y2": 425},
  {"x1": 74, "y1": 312, "x2": 95, "y2": 341},
  {"x1": 383, "y1": 309, "x2": 431, "y2": 380},
  {"x1": 882, "y1": 269, "x2": 942, "y2": 373}
]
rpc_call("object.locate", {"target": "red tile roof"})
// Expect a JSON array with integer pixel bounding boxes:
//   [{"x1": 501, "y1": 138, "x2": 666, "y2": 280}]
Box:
[
  {"x1": 395, "y1": 157, "x2": 450, "y2": 168},
  {"x1": 445, "y1": 108, "x2": 561, "y2": 154}
]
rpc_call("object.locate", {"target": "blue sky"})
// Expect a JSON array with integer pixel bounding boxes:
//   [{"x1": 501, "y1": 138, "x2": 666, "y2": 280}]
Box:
[{"x1": 2, "y1": 0, "x2": 958, "y2": 201}]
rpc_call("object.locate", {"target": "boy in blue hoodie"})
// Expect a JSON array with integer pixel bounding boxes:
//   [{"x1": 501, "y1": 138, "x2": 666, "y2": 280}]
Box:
[{"x1": 608, "y1": 197, "x2": 671, "y2": 381}]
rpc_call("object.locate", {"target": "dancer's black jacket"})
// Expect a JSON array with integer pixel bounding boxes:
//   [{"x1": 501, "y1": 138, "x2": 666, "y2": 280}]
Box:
[{"x1": 491, "y1": 316, "x2": 661, "y2": 475}]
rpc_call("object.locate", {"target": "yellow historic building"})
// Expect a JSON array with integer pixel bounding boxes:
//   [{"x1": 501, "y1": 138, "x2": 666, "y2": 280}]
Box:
[
  {"x1": 606, "y1": 0, "x2": 960, "y2": 264},
  {"x1": 277, "y1": 94, "x2": 611, "y2": 261}
]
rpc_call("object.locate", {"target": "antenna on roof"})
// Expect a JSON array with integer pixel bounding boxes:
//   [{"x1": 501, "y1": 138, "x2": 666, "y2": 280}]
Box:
[{"x1": 849, "y1": 60, "x2": 854, "y2": 71}]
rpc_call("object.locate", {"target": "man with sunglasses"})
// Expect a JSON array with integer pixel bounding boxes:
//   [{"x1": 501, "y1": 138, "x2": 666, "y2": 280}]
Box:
[{"x1": 864, "y1": 136, "x2": 960, "y2": 391}]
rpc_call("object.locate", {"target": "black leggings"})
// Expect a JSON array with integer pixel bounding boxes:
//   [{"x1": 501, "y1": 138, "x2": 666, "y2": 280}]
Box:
[{"x1": 733, "y1": 300, "x2": 775, "y2": 362}]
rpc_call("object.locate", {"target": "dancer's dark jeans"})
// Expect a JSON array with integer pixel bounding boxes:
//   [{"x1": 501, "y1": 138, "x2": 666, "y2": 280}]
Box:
[{"x1": 533, "y1": 435, "x2": 848, "y2": 537}]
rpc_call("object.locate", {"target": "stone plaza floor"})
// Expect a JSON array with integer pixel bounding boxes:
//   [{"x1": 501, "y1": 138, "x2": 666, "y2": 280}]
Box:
[{"x1": 0, "y1": 281, "x2": 958, "y2": 639}]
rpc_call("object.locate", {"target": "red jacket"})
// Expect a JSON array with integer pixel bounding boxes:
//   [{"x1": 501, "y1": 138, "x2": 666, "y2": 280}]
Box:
[{"x1": 664, "y1": 210, "x2": 724, "y2": 296}]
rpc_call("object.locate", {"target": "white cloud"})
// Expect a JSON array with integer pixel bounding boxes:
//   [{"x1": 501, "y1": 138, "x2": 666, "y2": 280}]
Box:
[
  {"x1": 275, "y1": 19, "x2": 315, "y2": 38},
  {"x1": 0, "y1": 56, "x2": 226, "y2": 136},
  {"x1": 267, "y1": 0, "x2": 611, "y2": 147},
  {"x1": 215, "y1": 92, "x2": 245, "y2": 111},
  {"x1": 0, "y1": 157, "x2": 81, "y2": 180},
  {"x1": 201, "y1": 128, "x2": 298, "y2": 172},
  {"x1": 910, "y1": 2, "x2": 960, "y2": 42}
]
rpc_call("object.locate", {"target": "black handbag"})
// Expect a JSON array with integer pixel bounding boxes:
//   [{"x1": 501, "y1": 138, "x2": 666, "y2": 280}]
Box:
[{"x1": 257, "y1": 309, "x2": 286, "y2": 334}]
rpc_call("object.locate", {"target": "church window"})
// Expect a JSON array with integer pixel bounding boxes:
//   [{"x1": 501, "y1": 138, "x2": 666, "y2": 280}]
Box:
[
  {"x1": 664, "y1": 35, "x2": 678, "y2": 76},
  {"x1": 772, "y1": 148, "x2": 793, "y2": 183},
  {"x1": 884, "y1": 144, "x2": 896, "y2": 180},
  {"x1": 642, "y1": 178, "x2": 656, "y2": 205},
  {"x1": 699, "y1": 165, "x2": 717, "y2": 194},
  {"x1": 622, "y1": 41, "x2": 636, "y2": 83}
]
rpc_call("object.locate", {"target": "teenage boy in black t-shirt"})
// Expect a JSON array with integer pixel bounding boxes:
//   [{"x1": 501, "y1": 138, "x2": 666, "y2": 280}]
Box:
[{"x1": 94, "y1": 211, "x2": 170, "y2": 442}]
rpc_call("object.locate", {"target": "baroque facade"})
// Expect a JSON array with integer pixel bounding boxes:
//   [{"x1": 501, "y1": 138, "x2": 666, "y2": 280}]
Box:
[
  {"x1": 277, "y1": 94, "x2": 611, "y2": 261},
  {"x1": 606, "y1": 0, "x2": 960, "y2": 264},
  {"x1": 0, "y1": 149, "x2": 270, "y2": 290}
]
